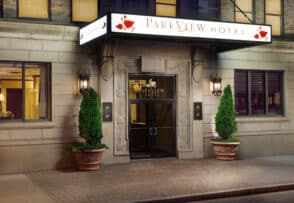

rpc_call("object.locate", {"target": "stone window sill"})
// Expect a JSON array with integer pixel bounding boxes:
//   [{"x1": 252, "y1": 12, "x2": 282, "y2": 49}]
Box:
[
  {"x1": 0, "y1": 121, "x2": 55, "y2": 130},
  {"x1": 236, "y1": 116, "x2": 288, "y2": 123}
]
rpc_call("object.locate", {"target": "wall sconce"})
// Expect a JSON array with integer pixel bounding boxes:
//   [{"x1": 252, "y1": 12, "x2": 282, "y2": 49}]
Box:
[
  {"x1": 78, "y1": 73, "x2": 90, "y2": 94},
  {"x1": 211, "y1": 76, "x2": 222, "y2": 96}
]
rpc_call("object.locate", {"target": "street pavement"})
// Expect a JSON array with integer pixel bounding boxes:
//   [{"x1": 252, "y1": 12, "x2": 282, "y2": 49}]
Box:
[
  {"x1": 188, "y1": 190, "x2": 294, "y2": 203},
  {"x1": 1, "y1": 156, "x2": 294, "y2": 203}
]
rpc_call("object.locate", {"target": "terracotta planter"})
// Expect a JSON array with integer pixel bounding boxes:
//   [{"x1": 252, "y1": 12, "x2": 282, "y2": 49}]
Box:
[
  {"x1": 73, "y1": 148, "x2": 106, "y2": 171},
  {"x1": 211, "y1": 141, "x2": 240, "y2": 161}
]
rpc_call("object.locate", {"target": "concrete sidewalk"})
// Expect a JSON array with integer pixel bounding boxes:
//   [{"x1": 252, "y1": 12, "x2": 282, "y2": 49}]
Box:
[{"x1": 1, "y1": 156, "x2": 294, "y2": 203}]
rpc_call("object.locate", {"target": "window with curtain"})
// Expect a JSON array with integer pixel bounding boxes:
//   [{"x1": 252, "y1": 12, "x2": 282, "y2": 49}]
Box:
[
  {"x1": 234, "y1": 0, "x2": 253, "y2": 23},
  {"x1": 0, "y1": 62, "x2": 51, "y2": 121},
  {"x1": 72, "y1": 0, "x2": 98, "y2": 22},
  {"x1": 18, "y1": 0, "x2": 49, "y2": 19},
  {"x1": 234, "y1": 70, "x2": 283, "y2": 116},
  {"x1": 265, "y1": 0, "x2": 282, "y2": 36},
  {"x1": 156, "y1": 0, "x2": 176, "y2": 17}
]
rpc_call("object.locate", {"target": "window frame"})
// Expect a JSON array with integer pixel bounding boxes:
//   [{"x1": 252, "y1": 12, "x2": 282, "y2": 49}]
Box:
[
  {"x1": 71, "y1": 0, "x2": 99, "y2": 23},
  {"x1": 234, "y1": 69, "x2": 284, "y2": 117},
  {"x1": 17, "y1": 0, "x2": 51, "y2": 21},
  {"x1": 0, "y1": 61, "x2": 52, "y2": 122},
  {"x1": 264, "y1": 0, "x2": 284, "y2": 37},
  {"x1": 234, "y1": 0, "x2": 255, "y2": 24}
]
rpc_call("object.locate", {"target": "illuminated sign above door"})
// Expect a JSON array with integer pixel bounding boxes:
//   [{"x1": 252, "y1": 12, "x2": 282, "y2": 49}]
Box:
[{"x1": 80, "y1": 13, "x2": 272, "y2": 45}]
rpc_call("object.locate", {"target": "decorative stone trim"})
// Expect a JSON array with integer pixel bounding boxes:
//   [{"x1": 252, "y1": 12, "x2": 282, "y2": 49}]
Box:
[{"x1": 113, "y1": 56, "x2": 193, "y2": 156}]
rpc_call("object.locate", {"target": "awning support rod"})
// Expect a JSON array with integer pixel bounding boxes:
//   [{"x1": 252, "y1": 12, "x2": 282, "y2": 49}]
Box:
[{"x1": 229, "y1": 0, "x2": 253, "y2": 23}]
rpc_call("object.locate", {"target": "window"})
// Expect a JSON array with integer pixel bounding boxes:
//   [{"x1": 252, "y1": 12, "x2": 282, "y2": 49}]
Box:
[
  {"x1": 99, "y1": 0, "x2": 114, "y2": 16},
  {"x1": 235, "y1": 70, "x2": 283, "y2": 116},
  {"x1": 178, "y1": 0, "x2": 219, "y2": 19},
  {"x1": 265, "y1": 0, "x2": 282, "y2": 36},
  {"x1": 18, "y1": 0, "x2": 50, "y2": 19},
  {"x1": 72, "y1": 0, "x2": 98, "y2": 22},
  {"x1": 234, "y1": 0, "x2": 253, "y2": 23},
  {"x1": 0, "y1": 0, "x2": 2, "y2": 18},
  {"x1": 198, "y1": 0, "x2": 219, "y2": 19},
  {"x1": 156, "y1": 0, "x2": 176, "y2": 17},
  {"x1": 0, "y1": 62, "x2": 51, "y2": 121},
  {"x1": 122, "y1": 0, "x2": 154, "y2": 15}
]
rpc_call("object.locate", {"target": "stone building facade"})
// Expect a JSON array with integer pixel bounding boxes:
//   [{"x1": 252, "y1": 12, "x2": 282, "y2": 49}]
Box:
[{"x1": 0, "y1": 0, "x2": 293, "y2": 173}]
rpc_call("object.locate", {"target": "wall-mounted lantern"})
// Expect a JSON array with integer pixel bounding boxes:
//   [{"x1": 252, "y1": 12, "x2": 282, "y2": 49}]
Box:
[
  {"x1": 78, "y1": 73, "x2": 90, "y2": 94},
  {"x1": 211, "y1": 76, "x2": 222, "y2": 96}
]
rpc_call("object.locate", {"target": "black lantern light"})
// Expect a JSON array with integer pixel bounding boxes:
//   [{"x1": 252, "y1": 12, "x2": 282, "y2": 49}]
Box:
[
  {"x1": 78, "y1": 73, "x2": 90, "y2": 94},
  {"x1": 211, "y1": 76, "x2": 222, "y2": 96}
]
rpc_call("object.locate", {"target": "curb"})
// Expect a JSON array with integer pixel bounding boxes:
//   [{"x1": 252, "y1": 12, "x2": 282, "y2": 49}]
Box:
[{"x1": 135, "y1": 183, "x2": 294, "y2": 203}]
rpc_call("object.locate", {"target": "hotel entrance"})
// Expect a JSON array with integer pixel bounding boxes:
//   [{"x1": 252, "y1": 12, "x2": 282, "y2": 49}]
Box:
[{"x1": 128, "y1": 74, "x2": 176, "y2": 159}]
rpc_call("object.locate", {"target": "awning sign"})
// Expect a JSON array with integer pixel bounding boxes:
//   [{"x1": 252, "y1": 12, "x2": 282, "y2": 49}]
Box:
[
  {"x1": 111, "y1": 13, "x2": 271, "y2": 43},
  {"x1": 79, "y1": 13, "x2": 271, "y2": 45},
  {"x1": 80, "y1": 15, "x2": 107, "y2": 45}
]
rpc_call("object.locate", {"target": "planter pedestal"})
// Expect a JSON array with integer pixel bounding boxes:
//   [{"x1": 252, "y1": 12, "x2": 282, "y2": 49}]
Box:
[
  {"x1": 211, "y1": 141, "x2": 240, "y2": 160},
  {"x1": 73, "y1": 148, "x2": 106, "y2": 171}
]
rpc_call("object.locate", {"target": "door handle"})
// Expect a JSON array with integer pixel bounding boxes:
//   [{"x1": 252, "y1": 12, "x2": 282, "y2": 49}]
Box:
[{"x1": 149, "y1": 127, "x2": 157, "y2": 136}]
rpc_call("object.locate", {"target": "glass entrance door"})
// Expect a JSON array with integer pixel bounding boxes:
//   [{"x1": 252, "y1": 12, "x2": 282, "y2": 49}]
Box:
[{"x1": 129, "y1": 74, "x2": 176, "y2": 159}]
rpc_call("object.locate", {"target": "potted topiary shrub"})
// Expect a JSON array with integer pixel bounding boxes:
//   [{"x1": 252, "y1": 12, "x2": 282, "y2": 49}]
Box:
[
  {"x1": 72, "y1": 87, "x2": 108, "y2": 170},
  {"x1": 211, "y1": 84, "x2": 240, "y2": 160}
]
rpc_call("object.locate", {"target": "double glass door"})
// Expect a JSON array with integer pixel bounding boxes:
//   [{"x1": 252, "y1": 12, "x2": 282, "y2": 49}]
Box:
[{"x1": 128, "y1": 74, "x2": 176, "y2": 159}]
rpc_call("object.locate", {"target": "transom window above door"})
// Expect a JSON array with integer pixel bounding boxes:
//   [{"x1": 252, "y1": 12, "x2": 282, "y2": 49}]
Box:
[{"x1": 129, "y1": 75, "x2": 175, "y2": 100}]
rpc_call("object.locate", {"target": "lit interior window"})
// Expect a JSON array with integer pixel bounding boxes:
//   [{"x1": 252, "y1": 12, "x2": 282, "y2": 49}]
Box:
[
  {"x1": 265, "y1": 0, "x2": 281, "y2": 36},
  {"x1": 265, "y1": 0, "x2": 281, "y2": 15},
  {"x1": 18, "y1": 0, "x2": 49, "y2": 19},
  {"x1": 72, "y1": 0, "x2": 98, "y2": 22},
  {"x1": 266, "y1": 15, "x2": 281, "y2": 36},
  {"x1": 156, "y1": 0, "x2": 176, "y2": 17},
  {"x1": 235, "y1": 0, "x2": 253, "y2": 23},
  {"x1": 0, "y1": 62, "x2": 50, "y2": 120}
]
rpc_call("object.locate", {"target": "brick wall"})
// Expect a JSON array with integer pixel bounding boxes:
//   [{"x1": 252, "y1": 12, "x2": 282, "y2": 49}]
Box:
[{"x1": 284, "y1": 0, "x2": 294, "y2": 34}]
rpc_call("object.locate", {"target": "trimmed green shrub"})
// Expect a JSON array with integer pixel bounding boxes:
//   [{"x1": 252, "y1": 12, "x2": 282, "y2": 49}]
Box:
[
  {"x1": 73, "y1": 87, "x2": 107, "y2": 150},
  {"x1": 215, "y1": 84, "x2": 237, "y2": 139}
]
